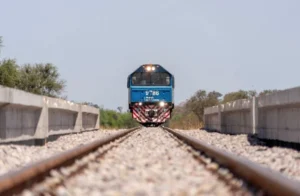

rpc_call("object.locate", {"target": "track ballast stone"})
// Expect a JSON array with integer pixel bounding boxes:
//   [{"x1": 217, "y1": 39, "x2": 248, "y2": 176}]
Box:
[
  {"x1": 177, "y1": 129, "x2": 300, "y2": 182},
  {"x1": 52, "y1": 128, "x2": 237, "y2": 196},
  {"x1": 0, "y1": 129, "x2": 121, "y2": 176}
]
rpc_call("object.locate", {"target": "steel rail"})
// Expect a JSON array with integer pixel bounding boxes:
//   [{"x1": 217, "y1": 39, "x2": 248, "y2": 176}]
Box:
[
  {"x1": 162, "y1": 126, "x2": 300, "y2": 196},
  {"x1": 0, "y1": 127, "x2": 140, "y2": 196}
]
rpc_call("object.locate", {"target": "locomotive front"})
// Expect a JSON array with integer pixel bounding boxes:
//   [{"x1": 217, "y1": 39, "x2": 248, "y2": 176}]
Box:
[{"x1": 127, "y1": 64, "x2": 174, "y2": 127}]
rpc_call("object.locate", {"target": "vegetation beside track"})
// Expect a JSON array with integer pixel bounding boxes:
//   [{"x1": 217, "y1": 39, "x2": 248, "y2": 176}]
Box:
[
  {"x1": 80, "y1": 102, "x2": 139, "y2": 129},
  {"x1": 100, "y1": 108, "x2": 139, "y2": 129}
]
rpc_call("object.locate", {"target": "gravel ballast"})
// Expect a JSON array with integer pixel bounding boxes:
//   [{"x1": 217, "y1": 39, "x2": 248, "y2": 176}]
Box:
[
  {"x1": 177, "y1": 129, "x2": 300, "y2": 182},
  {"x1": 48, "y1": 128, "x2": 237, "y2": 196},
  {"x1": 0, "y1": 129, "x2": 122, "y2": 176}
]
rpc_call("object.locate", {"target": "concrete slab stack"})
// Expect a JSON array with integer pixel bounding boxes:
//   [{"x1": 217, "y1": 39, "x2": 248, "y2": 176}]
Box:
[
  {"x1": 204, "y1": 98, "x2": 255, "y2": 135},
  {"x1": 0, "y1": 85, "x2": 100, "y2": 145},
  {"x1": 204, "y1": 86, "x2": 300, "y2": 143},
  {"x1": 257, "y1": 87, "x2": 300, "y2": 143}
]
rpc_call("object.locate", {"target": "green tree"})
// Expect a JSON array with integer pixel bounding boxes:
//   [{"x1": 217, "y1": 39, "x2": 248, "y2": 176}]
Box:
[
  {"x1": 186, "y1": 90, "x2": 222, "y2": 122},
  {"x1": 206, "y1": 91, "x2": 222, "y2": 106},
  {"x1": 222, "y1": 90, "x2": 255, "y2": 103},
  {"x1": 168, "y1": 90, "x2": 221, "y2": 129},
  {"x1": 100, "y1": 108, "x2": 138, "y2": 129},
  {"x1": 248, "y1": 90, "x2": 257, "y2": 97},
  {"x1": 259, "y1": 89, "x2": 279, "y2": 96},
  {"x1": 18, "y1": 63, "x2": 66, "y2": 97},
  {"x1": 186, "y1": 90, "x2": 206, "y2": 122},
  {"x1": 0, "y1": 59, "x2": 20, "y2": 88}
]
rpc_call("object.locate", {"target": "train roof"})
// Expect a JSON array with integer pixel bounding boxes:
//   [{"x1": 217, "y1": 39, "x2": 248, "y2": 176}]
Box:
[
  {"x1": 128, "y1": 64, "x2": 173, "y2": 77},
  {"x1": 127, "y1": 64, "x2": 175, "y2": 88}
]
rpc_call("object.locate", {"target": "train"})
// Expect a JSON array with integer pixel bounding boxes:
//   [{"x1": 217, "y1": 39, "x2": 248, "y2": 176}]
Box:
[{"x1": 127, "y1": 64, "x2": 175, "y2": 127}]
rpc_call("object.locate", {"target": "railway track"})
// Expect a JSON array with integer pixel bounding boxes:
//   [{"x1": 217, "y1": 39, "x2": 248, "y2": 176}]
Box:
[
  {"x1": 162, "y1": 127, "x2": 300, "y2": 196},
  {"x1": 0, "y1": 127, "x2": 140, "y2": 196},
  {"x1": 0, "y1": 127, "x2": 299, "y2": 195}
]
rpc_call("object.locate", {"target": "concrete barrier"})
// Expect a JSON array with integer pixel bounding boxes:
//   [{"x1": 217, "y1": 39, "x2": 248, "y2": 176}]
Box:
[
  {"x1": 204, "y1": 98, "x2": 255, "y2": 134},
  {"x1": 204, "y1": 86, "x2": 300, "y2": 143},
  {"x1": 257, "y1": 87, "x2": 300, "y2": 143},
  {"x1": 0, "y1": 85, "x2": 100, "y2": 145},
  {"x1": 204, "y1": 105, "x2": 221, "y2": 131}
]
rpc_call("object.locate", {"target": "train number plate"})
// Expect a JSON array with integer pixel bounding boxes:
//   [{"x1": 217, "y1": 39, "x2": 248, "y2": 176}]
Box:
[{"x1": 145, "y1": 90, "x2": 160, "y2": 96}]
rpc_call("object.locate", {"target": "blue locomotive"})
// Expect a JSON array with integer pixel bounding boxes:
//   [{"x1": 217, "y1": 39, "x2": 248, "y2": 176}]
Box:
[{"x1": 127, "y1": 64, "x2": 175, "y2": 127}]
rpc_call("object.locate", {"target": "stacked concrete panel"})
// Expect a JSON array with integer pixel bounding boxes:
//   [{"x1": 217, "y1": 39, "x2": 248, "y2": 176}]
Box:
[
  {"x1": 257, "y1": 87, "x2": 300, "y2": 143},
  {"x1": 204, "y1": 98, "x2": 255, "y2": 134},
  {"x1": 0, "y1": 85, "x2": 100, "y2": 144},
  {"x1": 204, "y1": 105, "x2": 221, "y2": 131},
  {"x1": 204, "y1": 86, "x2": 300, "y2": 143},
  {"x1": 82, "y1": 104, "x2": 100, "y2": 130},
  {"x1": 222, "y1": 99, "x2": 253, "y2": 134}
]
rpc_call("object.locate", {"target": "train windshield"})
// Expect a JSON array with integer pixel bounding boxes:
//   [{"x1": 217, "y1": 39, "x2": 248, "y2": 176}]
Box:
[{"x1": 131, "y1": 72, "x2": 171, "y2": 86}]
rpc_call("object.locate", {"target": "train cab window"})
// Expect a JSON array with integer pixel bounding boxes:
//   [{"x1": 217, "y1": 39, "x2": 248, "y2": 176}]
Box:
[
  {"x1": 132, "y1": 76, "x2": 137, "y2": 84},
  {"x1": 131, "y1": 72, "x2": 171, "y2": 86}
]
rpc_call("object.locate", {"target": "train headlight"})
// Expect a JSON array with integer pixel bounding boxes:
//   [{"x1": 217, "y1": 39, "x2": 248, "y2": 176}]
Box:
[
  {"x1": 138, "y1": 102, "x2": 143, "y2": 106},
  {"x1": 159, "y1": 101, "x2": 165, "y2": 107},
  {"x1": 146, "y1": 66, "x2": 152, "y2": 71},
  {"x1": 152, "y1": 66, "x2": 155, "y2": 71}
]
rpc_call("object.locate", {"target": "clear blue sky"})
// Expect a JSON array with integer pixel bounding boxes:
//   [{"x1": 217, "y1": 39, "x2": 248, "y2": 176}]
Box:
[{"x1": 1, "y1": 0, "x2": 300, "y2": 110}]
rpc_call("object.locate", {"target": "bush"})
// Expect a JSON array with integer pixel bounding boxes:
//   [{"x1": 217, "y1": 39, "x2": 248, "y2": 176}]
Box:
[
  {"x1": 0, "y1": 59, "x2": 66, "y2": 97},
  {"x1": 100, "y1": 108, "x2": 138, "y2": 129},
  {"x1": 0, "y1": 59, "x2": 19, "y2": 88}
]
